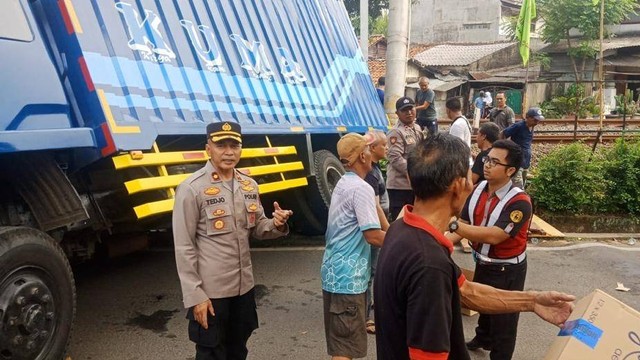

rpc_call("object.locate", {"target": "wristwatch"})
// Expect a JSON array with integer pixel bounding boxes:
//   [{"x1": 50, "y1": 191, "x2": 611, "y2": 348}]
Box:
[{"x1": 448, "y1": 219, "x2": 459, "y2": 233}]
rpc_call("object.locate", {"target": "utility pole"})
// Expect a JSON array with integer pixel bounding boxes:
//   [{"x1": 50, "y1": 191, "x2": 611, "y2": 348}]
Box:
[
  {"x1": 597, "y1": 0, "x2": 605, "y2": 133},
  {"x1": 385, "y1": 0, "x2": 410, "y2": 124},
  {"x1": 360, "y1": 0, "x2": 369, "y2": 59}
]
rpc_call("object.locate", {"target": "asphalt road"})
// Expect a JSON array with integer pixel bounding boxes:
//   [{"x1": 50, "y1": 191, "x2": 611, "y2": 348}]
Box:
[{"x1": 66, "y1": 241, "x2": 640, "y2": 360}]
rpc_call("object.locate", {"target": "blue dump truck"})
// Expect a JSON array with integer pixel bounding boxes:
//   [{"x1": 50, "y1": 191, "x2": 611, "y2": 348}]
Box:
[{"x1": 0, "y1": 0, "x2": 386, "y2": 358}]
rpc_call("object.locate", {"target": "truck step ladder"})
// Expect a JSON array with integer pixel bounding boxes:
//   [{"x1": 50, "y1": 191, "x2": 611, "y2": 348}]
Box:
[{"x1": 113, "y1": 139, "x2": 308, "y2": 219}]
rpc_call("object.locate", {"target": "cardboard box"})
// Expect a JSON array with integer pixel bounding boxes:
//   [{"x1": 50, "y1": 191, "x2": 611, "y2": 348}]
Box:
[
  {"x1": 543, "y1": 289, "x2": 640, "y2": 360},
  {"x1": 460, "y1": 268, "x2": 478, "y2": 317}
]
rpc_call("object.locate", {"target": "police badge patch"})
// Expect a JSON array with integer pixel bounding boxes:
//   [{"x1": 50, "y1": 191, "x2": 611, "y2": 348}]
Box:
[
  {"x1": 510, "y1": 210, "x2": 524, "y2": 223},
  {"x1": 389, "y1": 136, "x2": 397, "y2": 145}
]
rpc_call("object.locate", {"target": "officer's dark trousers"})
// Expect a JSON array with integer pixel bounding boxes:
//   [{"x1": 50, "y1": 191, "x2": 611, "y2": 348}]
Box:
[
  {"x1": 473, "y1": 260, "x2": 527, "y2": 360},
  {"x1": 188, "y1": 288, "x2": 258, "y2": 360},
  {"x1": 388, "y1": 189, "x2": 414, "y2": 221}
]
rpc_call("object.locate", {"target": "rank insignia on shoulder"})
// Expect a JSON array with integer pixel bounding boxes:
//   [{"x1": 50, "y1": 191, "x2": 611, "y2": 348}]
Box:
[
  {"x1": 248, "y1": 203, "x2": 258, "y2": 212},
  {"x1": 204, "y1": 187, "x2": 221, "y2": 196},
  {"x1": 212, "y1": 209, "x2": 226, "y2": 217},
  {"x1": 242, "y1": 185, "x2": 255, "y2": 192},
  {"x1": 510, "y1": 210, "x2": 524, "y2": 223},
  {"x1": 389, "y1": 136, "x2": 397, "y2": 145},
  {"x1": 213, "y1": 220, "x2": 225, "y2": 230}
]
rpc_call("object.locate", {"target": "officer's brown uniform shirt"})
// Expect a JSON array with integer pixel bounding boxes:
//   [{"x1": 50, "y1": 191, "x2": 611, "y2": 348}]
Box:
[
  {"x1": 173, "y1": 160, "x2": 288, "y2": 308},
  {"x1": 386, "y1": 121, "x2": 424, "y2": 190}
]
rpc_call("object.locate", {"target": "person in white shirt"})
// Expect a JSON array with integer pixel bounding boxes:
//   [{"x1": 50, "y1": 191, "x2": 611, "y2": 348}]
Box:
[{"x1": 447, "y1": 97, "x2": 473, "y2": 166}]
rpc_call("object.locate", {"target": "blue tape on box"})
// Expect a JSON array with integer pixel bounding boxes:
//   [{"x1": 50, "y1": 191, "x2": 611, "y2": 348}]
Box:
[{"x1": 558, "y1": 319, "x2": 603, "y2": 349}]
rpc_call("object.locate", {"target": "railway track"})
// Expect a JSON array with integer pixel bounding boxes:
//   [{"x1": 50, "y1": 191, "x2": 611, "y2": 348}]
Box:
[
  {"x1": 469, "y1": 131, "x2": 640, "y2": 143},
  {"x1": 439, "y1": 117, "x2": 640, "y2": 127},
  {"x1": 436, "y1": 117, "x2": 640, "y2": 143}
]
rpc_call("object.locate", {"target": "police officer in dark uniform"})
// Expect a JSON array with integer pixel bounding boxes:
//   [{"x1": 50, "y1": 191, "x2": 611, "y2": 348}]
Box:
[
  {"x1": 446, "y1": 139, "x2": 532, "y2": 360},
  {"x1": 173, "y1": 121, "x2": 293, "y2": 360}
]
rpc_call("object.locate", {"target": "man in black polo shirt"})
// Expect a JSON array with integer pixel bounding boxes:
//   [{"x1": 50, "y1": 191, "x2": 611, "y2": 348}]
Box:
[
  {"x1": 472, "y1": 122, "x2": 501, "y2": 184},
  {"x1": 374, "y1": 134, "x2": 575, "y2": 360}
]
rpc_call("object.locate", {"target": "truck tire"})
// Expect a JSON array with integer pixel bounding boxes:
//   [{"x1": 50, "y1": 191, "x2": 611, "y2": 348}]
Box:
[
  {"x1": 297, "y1": 150, "x2": 344, "y2": 235},
  {"x1": 290, "y1": 189, "x2": 328, "y2": 236},
  {"x1": 0, "y1": 227, "x2": 75, "y2": 360}
]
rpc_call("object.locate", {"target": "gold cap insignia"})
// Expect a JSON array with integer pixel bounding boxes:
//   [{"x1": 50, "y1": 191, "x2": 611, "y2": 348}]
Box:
[
  {"x1": 222, "y1": 122, "x2": 232, "y2": 131},
  {"x1": 204, "y1": 187, "x2": 220, "y2": 195},
  {"x1": 213, "y1": 209, "x2": 226, "y2": 217}
]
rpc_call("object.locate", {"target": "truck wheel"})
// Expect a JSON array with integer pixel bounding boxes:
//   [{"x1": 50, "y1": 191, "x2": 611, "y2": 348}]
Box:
[
  {"x1": 290, "y1": 189, "x2": 328, "y2": 236},
  {"x1": 299, "y1": 150, "x2": 344, "y2": 235},
  {"x1": 0, "y1": 227, "x2": 75, "y2": 360}
]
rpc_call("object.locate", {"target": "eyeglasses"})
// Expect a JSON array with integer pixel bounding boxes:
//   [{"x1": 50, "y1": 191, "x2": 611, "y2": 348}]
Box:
[{"x1": 482, "y1": 156, "x2": 510, "y2": 168}]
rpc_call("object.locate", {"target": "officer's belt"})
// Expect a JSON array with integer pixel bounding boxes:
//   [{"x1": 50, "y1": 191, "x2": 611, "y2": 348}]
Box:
[{"x1": 474, "y1": 251, "x2": 526, "y2": 265}]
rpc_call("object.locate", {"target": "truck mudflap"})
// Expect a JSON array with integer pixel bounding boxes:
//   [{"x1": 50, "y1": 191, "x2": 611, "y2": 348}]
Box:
[{"x1": 112, "y1": 138, "x2": 307, "y2": 219}]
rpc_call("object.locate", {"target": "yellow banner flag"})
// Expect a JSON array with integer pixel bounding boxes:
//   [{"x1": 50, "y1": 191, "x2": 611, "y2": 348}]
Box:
[{"x1": 516, "y1": 0, "x2": 536, "y2": 66}]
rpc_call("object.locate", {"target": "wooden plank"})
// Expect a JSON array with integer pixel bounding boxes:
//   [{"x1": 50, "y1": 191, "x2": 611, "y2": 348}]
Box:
[{"x1": 530, "y1": 214, "x2": 565, "y2": 238}]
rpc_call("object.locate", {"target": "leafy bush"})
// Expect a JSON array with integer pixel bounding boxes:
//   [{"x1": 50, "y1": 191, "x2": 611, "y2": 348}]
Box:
[
  {"x1": 529, "y1": 142, "x2": 607, "y2": 213},
  {"x1": 601, "y1": 138, "x2": 640, "y2": 214},
  {"x1": 530, "y1": 138, "x2": 640, "y2": 215}
]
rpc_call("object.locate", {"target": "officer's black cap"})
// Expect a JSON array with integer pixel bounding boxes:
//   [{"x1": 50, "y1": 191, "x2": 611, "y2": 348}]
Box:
[
  {"x1": 206, "y1": 122, "x2": 242, "y2": 143},
  {"x1": 396, "y1": 96, "x2": 415, "y2": 111}
]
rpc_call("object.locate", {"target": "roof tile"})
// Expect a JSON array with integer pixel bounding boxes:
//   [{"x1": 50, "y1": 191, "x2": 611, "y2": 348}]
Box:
[{"x1": 413, "y1": 42, "x2": 515, "y2": 66}]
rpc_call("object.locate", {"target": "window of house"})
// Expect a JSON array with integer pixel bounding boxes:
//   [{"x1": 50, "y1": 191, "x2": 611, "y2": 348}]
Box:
[{"x1": 0, "y1": 0, "x2": 33, "y2": 42}]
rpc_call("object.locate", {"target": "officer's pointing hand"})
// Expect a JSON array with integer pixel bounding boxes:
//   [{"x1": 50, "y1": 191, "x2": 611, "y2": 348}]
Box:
[
  {"x1": 272, "y1": 201, "x2": 293, "y2": 228},
  {"x1": 193, "y1": 299, "x2": 215, "y2": 329}
]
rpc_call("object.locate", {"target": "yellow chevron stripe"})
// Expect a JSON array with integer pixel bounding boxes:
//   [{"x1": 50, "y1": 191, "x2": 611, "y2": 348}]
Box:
[
  {"x1": 97, "y1": 89, "x2": 140, "y2": 134},
  {"x1": 64, "y1": 0, "x2": 83, "y2": 34}
]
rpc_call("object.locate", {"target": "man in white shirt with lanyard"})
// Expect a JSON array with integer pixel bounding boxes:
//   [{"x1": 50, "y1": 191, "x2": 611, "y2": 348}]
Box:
[{"x1": 447, "y1": 97, "x2": 472, "y2": 165}]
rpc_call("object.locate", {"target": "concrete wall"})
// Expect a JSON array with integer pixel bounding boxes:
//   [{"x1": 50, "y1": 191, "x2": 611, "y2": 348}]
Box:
[
  {"x1": 472, "y1": 45, "x2": 521, "y2": 71},
  {"x1": 525, "y1": 83, "x2": 552, "y2": 111},
  {"x1": 411, "y1": 0, "x2": 502, "y2": 44}
]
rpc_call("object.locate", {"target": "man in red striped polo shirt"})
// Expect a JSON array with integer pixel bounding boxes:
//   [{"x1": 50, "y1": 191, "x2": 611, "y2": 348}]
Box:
[{"x1": 448, "y1": 139, "x2": 531, "y2": 360}]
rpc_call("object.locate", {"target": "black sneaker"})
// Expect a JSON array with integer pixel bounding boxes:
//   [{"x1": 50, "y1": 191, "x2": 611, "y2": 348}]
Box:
[{"x1": 466, "y1": 338, "x2": 492, "y2": 351}]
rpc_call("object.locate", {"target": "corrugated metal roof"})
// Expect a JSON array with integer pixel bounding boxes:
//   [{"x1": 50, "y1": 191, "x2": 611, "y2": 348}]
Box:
[
  {"x1": 544, "y1": 36, "x2": 640, "y2": 53},
  {"x1": 413, "y1": 42, "x2": 516, "y2": 67},
  {"x1": 605, "y1": 55, "x2": 640, "y2": 67},
  {"x1": 433, "y1": 81, "x2": 466, "y2": 92}
]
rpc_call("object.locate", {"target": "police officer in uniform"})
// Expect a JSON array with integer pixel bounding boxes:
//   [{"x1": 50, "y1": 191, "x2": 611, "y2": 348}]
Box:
[
  {"x1": 173, "y1": 121, "x2": 293, "y2": 360},
  {"x1": 386, "y1": 97, "x2": 425, "y2": 220},
  {"x1": 446, "y1": 139, "x2": 532, "y2": 360}
]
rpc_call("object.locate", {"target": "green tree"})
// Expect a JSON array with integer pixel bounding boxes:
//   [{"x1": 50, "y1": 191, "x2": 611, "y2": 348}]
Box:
[
  {"x1": 343, "y1": 0, "x2": 389, "y2": 20},
  {"x1": 537, "y1": 0, "x2": 638, "y2": 81}
]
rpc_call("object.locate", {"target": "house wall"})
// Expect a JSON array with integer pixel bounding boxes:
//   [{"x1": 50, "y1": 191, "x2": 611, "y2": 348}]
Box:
[
  {"x1": 472, "y1": 45, "x2": 521, "y2": 71},
  {"x1": 411, "y1": 0, "x2": 502, "y2": 44},
  {"x1": 526, "y1": 83, "x2": 552, "y2": 111}
]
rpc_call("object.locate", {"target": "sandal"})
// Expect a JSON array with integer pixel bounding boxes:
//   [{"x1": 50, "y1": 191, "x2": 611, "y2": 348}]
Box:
[{"x1": 366, "y1": 320, "x2": 376, "y2": 334}]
